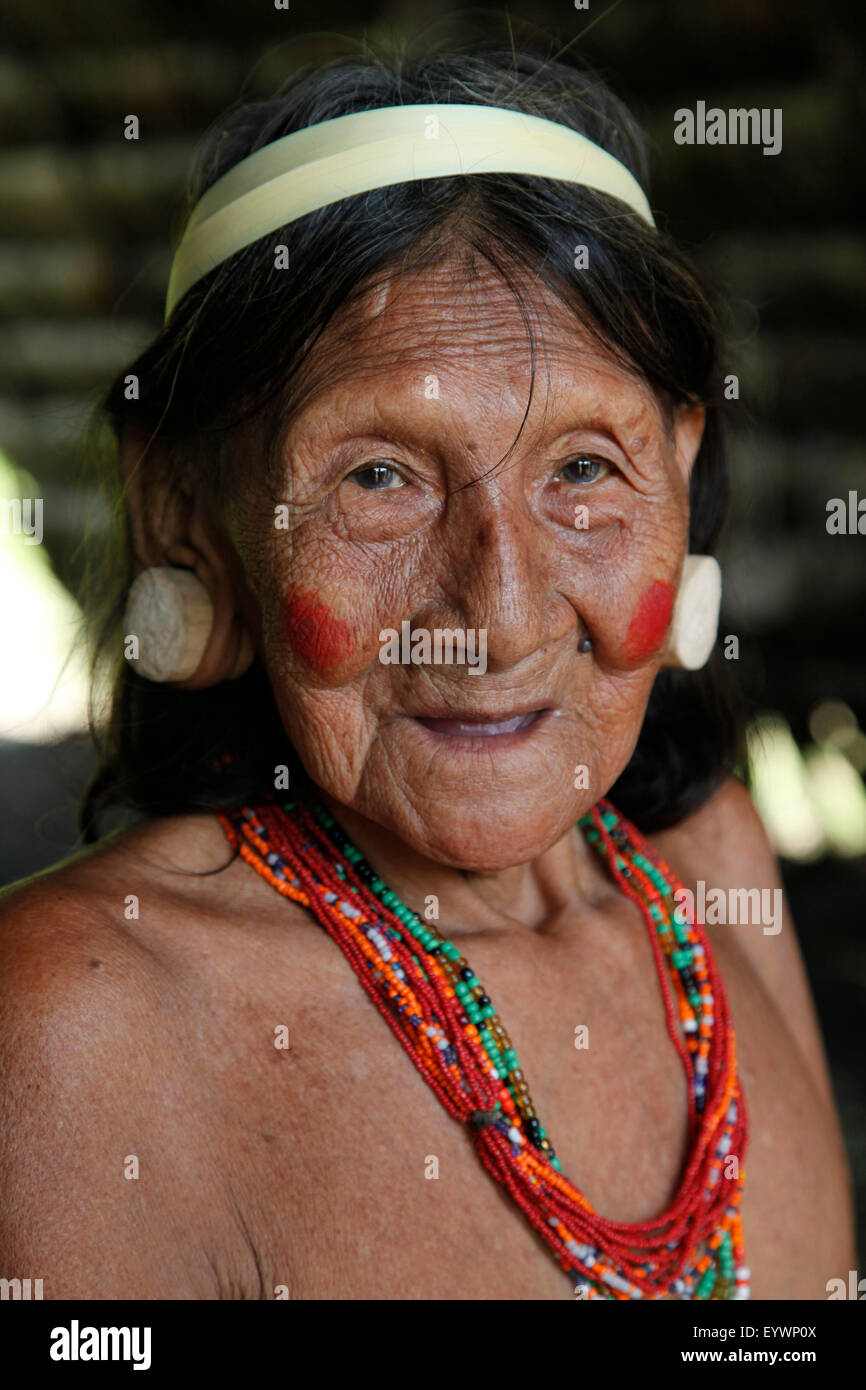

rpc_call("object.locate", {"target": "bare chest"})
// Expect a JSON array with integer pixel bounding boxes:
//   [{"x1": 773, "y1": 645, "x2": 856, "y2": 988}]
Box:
[{"x1": 181, "y1": 905, "x2": 848, "y2": 1301}]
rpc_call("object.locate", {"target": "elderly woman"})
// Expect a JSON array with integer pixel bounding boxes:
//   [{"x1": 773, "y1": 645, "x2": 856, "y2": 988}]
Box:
[{"x1": 0, "y1": 41, "x2": 854, "y2": 1301}]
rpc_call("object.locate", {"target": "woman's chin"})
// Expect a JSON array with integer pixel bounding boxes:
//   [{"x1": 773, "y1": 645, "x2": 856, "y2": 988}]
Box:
[
  {"x1": 382, "y1": 791, "x2": 584, "y2": 872},
  {"x1": 410, "y1": 812, "x2": 576, "y2": 871}
]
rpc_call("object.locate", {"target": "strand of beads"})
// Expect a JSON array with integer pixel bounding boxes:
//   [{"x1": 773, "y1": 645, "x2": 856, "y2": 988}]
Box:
[
  {"x1": 582, "y1": 801, "x2": 750, "y2": 1298},
  {"x1": 296, "y1": 798, "x2": 564, "y2": 1167},
  {"x1": 219, "y1": 793, "x2": 749, "y2": 1300}
]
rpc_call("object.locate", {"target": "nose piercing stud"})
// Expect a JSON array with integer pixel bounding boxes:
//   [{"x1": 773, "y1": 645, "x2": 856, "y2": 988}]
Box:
[{"x1": 578, "y1": 636, "x2": 593, "y2": 654}]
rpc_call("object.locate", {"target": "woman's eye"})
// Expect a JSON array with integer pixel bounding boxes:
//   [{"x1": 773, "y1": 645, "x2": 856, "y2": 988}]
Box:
[
  {"x1": 349, "y1": 462, "x2": 405, "y2": 491},
  {"x1": 558, "y1": 455, "x2": 611, "y2": 485}
]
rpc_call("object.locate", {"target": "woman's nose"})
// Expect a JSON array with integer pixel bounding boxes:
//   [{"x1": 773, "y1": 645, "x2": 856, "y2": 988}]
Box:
[{"x1": 435, "y1": 484, "x2": 574, "y2": 674}]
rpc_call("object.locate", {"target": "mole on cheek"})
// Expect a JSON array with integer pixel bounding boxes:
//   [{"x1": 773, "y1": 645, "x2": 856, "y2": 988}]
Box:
[
  {"x1": 281, "y1": 589, "x2": 354, "y2": 672},
  {"x1": 624, "y1": 579, "x2": 675, "y2": 661}
]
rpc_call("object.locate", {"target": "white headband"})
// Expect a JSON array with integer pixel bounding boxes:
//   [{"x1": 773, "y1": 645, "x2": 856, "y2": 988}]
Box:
[{"x1": 165, "y1": 102, "x2": 655, "y2": 321}]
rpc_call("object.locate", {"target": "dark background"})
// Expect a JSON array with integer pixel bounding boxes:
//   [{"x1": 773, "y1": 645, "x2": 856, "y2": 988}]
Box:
[{"x1": 1, "y1": 0, "x2": 864, "y2": 1266}]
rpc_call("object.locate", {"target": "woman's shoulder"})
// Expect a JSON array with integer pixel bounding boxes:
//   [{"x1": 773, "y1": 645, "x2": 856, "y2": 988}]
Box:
[
  {"x1": 649, "y1": 774, "x2": 791, "y2": 958},
  {"x1": 0, "y1": 810, "x2": 305, "y2": 1068},
  {"x1": 650, "y1": 775, "x2": 770, "y2": 878},
  {"x1": 650, "y1": 775, "x2": 836, "y2": 1107},
  {"x1": 0, "y1": 807, "x2": 324, "y2": 1071},
  {"x1": 0, "y1": 812, "x2": 234, "y2": 979},
  {"x1": 649, "y1": 774, "x2": 788, "y2": 963},
  {"x1": 649, "y1": 774, "x2": 794, "y2": 966},
  {"x1": 1, "y1": 805, "x2": 289, "y2": 930},
  {"x1": 0, "y1": 813, "x2": 253, "y2": 1296},
  {"x1": 0, "y1": 816, "x2": 215, "y2": 1075}
]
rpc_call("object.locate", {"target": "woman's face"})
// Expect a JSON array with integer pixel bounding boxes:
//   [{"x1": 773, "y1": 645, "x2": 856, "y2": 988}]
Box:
[{"x1": 232, "y1": 255, "x2": 703, "y2": 870}]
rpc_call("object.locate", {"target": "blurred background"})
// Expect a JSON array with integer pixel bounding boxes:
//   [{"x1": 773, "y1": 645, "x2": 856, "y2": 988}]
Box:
[{"x1": 1, "y1": 0, "x2": 864, "y2": 1260}]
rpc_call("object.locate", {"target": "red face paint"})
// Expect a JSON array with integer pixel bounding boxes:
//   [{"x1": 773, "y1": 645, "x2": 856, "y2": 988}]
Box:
[
  {"x1": 281, "y1": 589, "x2": 354, "y2": 672},
  {"x1": 624, "y1": 579, "x2": 675, "y2": 662}
]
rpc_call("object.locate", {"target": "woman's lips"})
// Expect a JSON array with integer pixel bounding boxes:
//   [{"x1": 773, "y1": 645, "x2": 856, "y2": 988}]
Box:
[{"x1": 412, "y1": 709, "x2": 549, "y2": 738}]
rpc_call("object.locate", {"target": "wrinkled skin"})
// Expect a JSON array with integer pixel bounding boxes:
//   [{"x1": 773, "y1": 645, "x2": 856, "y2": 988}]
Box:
[
  {"x1": 0, "y1": 249, "x2": 854, "y2": 1303},
  {"x1": 230, "y1": 252, "x2": 703, "y2": 897}
]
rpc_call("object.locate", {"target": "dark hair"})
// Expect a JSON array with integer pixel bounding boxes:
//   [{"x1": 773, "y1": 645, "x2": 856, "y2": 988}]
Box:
[{"x1": 80, "y1": 32, "x2": 744, "y2": 840}]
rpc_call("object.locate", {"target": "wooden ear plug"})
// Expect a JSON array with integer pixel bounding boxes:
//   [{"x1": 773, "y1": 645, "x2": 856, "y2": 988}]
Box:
[
  {"x1": 662, "y1": 555, "x2": 722, "y2": 670},
  {"x1": 123, "y1": 567, "x2": 253, "y2": 683}
]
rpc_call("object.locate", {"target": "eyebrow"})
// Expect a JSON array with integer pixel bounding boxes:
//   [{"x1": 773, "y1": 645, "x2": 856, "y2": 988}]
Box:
[{"x1": 275, "y1": 333, "x2": 666, "y2": 479}]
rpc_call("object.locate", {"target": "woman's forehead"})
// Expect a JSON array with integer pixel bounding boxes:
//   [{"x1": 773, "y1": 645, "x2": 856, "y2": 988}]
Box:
[{"x1": 286, "y1": 256, "x2": 661, "y2": 437}]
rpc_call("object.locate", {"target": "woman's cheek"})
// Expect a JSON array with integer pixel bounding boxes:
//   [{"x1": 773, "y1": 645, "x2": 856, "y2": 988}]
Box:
[
  {"x1": 280, "y1": 588, "x2": 356, "y2": 675},
  {"x1": 590, "y1": 576, "x2": 675, "y2": 669},
  {"x1": 621, "y1": 579, "x2": 675, "y2": 662}
]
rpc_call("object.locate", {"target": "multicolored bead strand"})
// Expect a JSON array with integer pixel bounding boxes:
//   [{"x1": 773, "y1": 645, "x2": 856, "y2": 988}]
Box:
[{"x1": 219, "y1": 794, "x2": 750, "y2": 1300}]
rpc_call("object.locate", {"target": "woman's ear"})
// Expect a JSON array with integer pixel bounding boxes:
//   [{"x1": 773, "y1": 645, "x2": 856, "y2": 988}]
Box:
[
  {"x1": 673, "y1": 403, "x2": 706, "y2": 485},
  {"x1": 121, "y1": 426, "x2": 255, "y2": 689}
]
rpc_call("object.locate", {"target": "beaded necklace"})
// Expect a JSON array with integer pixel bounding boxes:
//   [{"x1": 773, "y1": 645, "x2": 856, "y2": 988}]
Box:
[{"x1": 219, "y1": 794, "x2": 750, "y2": 1300}]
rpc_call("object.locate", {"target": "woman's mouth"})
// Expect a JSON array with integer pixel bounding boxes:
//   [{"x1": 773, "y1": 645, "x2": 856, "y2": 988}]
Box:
[{"x1": 411, "y1": 708, "x2": 551, "y2": 739}]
